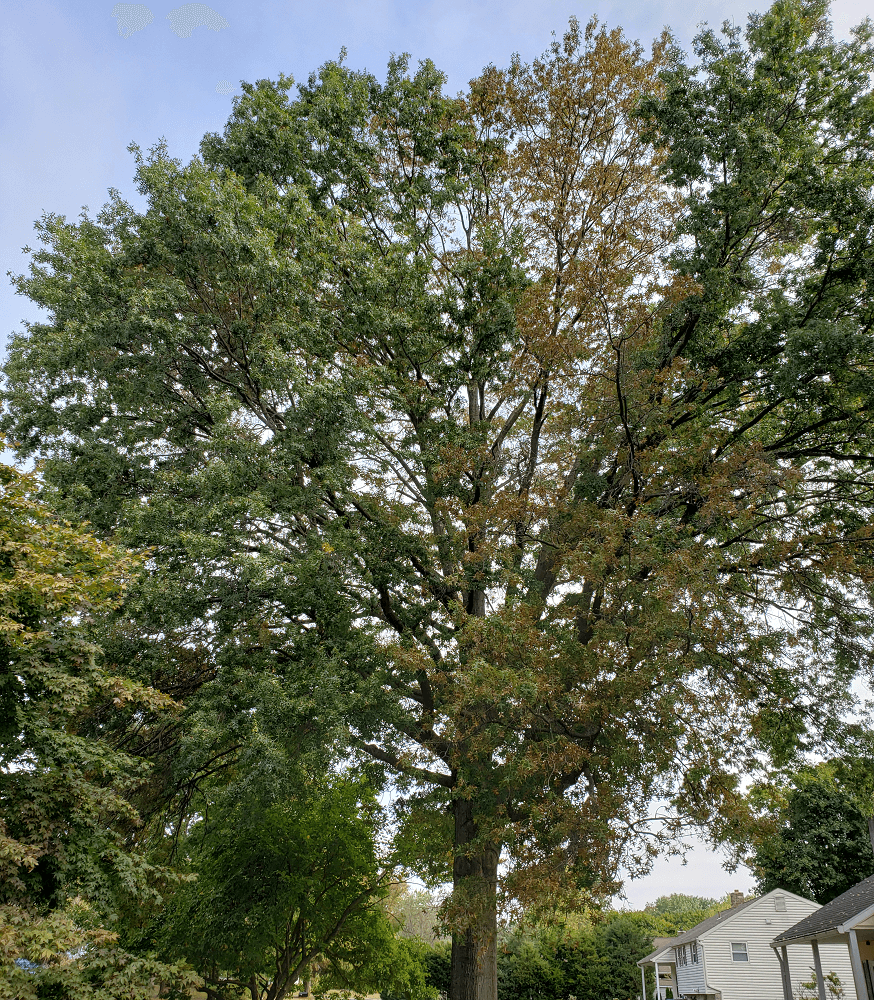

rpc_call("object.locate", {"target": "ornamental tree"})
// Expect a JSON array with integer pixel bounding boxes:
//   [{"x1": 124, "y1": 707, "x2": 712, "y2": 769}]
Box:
[
  {"x1": 4, "y1": 4, "x2": 874, "y2": 1000},
  {"x1": 0, "y1": 461, "x2": 190, "y2": 999}
]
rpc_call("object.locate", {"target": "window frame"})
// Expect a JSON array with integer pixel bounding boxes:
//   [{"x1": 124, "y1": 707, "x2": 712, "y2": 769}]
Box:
[{"x1": 730, "y1": 941, "x2": 749, "y2": 963}]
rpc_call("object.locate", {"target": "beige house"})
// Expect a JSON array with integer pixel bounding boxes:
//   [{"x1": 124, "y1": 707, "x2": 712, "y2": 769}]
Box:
[{"x1": 638, "y1": 889, "x2": 853, "y2": 1000}]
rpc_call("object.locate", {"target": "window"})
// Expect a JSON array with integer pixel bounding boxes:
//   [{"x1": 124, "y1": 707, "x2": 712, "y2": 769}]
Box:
[
  {"x1": 690, "y1": 941, "x2": 699, "y2": 963},
  {"x1": 731, "y1": 942, "x2": 749, "y2": 962},
  {"x1": 774, "y1": 895, "x2": 786, "y2": 912}
]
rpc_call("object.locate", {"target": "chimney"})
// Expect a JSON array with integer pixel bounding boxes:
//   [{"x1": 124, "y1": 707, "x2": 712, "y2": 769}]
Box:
[{"x1": 730, "y1": 890, "x2": 745, "y2": 908}]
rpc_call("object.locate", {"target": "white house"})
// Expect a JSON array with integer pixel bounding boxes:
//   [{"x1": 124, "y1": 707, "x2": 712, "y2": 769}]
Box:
[
  {"x1": 638, "y1": 889, "x2": 854, "y2": 1000},
  {"x1": 638, "y1": 937, "x2": 679, "y2": 999}
]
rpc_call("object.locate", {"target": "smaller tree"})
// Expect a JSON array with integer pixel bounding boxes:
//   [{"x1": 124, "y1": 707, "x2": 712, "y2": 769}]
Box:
[
  {"x1": 0, "y1": 460, "x2": 194, "y2": 999},
  {"x1": 641, "y1": 895, "x2": 722, "y2": 933},
  {"x1": 388, "y1": 885, "x2": 446, "y2": 946},
  {"x1": 748, "y1": 763, "x2": 874, "y2": 904},
  {"x1": 159, "y1": 769, "x2": 429, "y2": 1000},
  {"x1": 497, "y1": 919, "x2": 606, "y2": 1000},
  {"x1": 599, "y1": 913, "x2": 660, "y2": 998}
]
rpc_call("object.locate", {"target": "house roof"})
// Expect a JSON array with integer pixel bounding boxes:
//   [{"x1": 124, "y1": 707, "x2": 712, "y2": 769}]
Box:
[
  {"x1": 639, "y1": 937, "x2": 681, "y2": 965},
  {"x1": 638, "y1": 898, "x2": 761, "y2": 966},
  {"x1": 771, "y1": 875, "x2": 874, "y2": 946},
  {"x1": 670, "y1": 895, "x2": 762, "y2": 947}
]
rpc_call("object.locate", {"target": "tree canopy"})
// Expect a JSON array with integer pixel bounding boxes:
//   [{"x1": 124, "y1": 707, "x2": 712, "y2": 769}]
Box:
[
  {"x1": 4, "y1": 2, "x2": 874, "y2": 999},
  {"x1": 157, "y1": 769, "x2": 427, "y2": 1000},
  {"x1": 0, "y1": 460, "x2": 191, "y2": 999},
  {"x1": 641, "y1": 894, "x2": 721, "y2": 925},
  {"x1": 0, "y1": 457, "x2": 426, "y2": 999},
  {"x1": 748, "y1": 761, "x2": 874, "y2": 903}
]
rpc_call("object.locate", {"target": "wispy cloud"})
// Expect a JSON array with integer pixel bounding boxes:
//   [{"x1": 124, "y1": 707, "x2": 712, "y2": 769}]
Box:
[
  {"x1": 167, "y1": 4, "x2": 230, "y2": 38},
  {"x1": 111, "y1": 3, "x2": 154, "y2": 37}
]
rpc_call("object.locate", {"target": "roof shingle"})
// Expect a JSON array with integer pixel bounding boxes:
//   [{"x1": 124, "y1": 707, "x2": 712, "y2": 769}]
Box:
[{"x1": 771, "y1": 875, "x2": 874, "y2": 945}]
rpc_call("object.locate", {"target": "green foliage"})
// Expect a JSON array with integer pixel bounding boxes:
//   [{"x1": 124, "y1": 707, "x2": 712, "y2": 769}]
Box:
[
  {"x1": 0, "y1": 460, "x2": 193, "y2": 998},
  {"x1": 748, "y1": 762, "x2": 874, "y2": 903},
  {"x1": 376, "y1": 937, "x2": 443, "y2": 1000},
  {"x1": 412, "y1": 900, "x2": 731, "y2": 1000},
  {"x1": 495, "y1": 913, "x2": 655, "y2": 1000},
  {"x1": 391, "y1": 887, "x2": 665, "y2": 1000},
  {"x1": 0, "y1": 461, "x2": 419, "y2": 1000},
  {"x1": 421, "y1": 941, "x2": 452, "y2": 1000},
  {"x1": 797, "y1": 968, "x2": 846, "y2": 999},
  {"x1": 0, "y1": 459, "x2": 423, "y2": 1000},
  {"x1": 600, "y1": 914, "x2": 659, "y2": 997},
  {"x1": 642, "y1": 894, "x2": 719, "y2": 917},
  {"x1": 640, "y1": 895, "x2": 722, "y2": 933},
  {"x1": 5, "y1": 3, "x2": 874, "y2": 998},
  {"x1": 158, "y1": 768, "x2": 425, "y2": 1000}
]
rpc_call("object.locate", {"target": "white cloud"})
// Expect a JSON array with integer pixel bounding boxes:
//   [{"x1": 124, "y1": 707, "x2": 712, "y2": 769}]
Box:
[
  {"x1": 111, "y1": 3, "x2": 154, "y2": 38},
  {"x1": 167, "y1": 3, "x2": 230, "y2": 38}
]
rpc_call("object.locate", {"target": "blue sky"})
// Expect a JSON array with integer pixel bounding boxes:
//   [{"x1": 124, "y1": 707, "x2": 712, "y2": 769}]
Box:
[
  {"x1": 2, "y1": 0, "x2": 865, "y2": 346},
  {"x1": 1, "y1": 0, "x2": 869, "y2": 908}
]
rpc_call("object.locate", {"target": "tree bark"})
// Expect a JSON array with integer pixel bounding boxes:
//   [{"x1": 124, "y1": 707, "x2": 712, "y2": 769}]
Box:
[{"x1": 450, "y1": 797, "x2": 499, "y2": 1000}]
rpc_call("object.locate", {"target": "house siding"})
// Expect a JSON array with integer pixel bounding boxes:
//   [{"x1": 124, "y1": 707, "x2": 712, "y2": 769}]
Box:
[
  {"x1": 701, "y1": 891, "x2": 854, "y2": 1000},
  {"x1": 674, "y1": 945, "x2": 707, "y2": 995}
]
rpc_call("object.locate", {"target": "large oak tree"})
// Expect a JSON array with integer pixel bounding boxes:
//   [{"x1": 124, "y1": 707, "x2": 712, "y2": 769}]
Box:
[{"x1": 5, "y1": 3, "x2": 874, "y2": 999}]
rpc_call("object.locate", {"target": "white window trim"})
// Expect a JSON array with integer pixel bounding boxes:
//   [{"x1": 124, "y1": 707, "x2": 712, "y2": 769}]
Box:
[{"x1": 730, "y1": 941, "x2": 749, "y2": 962}]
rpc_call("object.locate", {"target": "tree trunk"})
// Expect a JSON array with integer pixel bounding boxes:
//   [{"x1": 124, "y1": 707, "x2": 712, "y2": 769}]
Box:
[{"x1": 450, "y1": 797, "x2": 499, "y2": 1000}]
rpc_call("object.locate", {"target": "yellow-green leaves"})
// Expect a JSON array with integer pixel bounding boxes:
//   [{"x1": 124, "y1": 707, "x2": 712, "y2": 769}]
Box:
[{"x1": 0, "y1": 462, "x2": 182, "y2": 997}]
